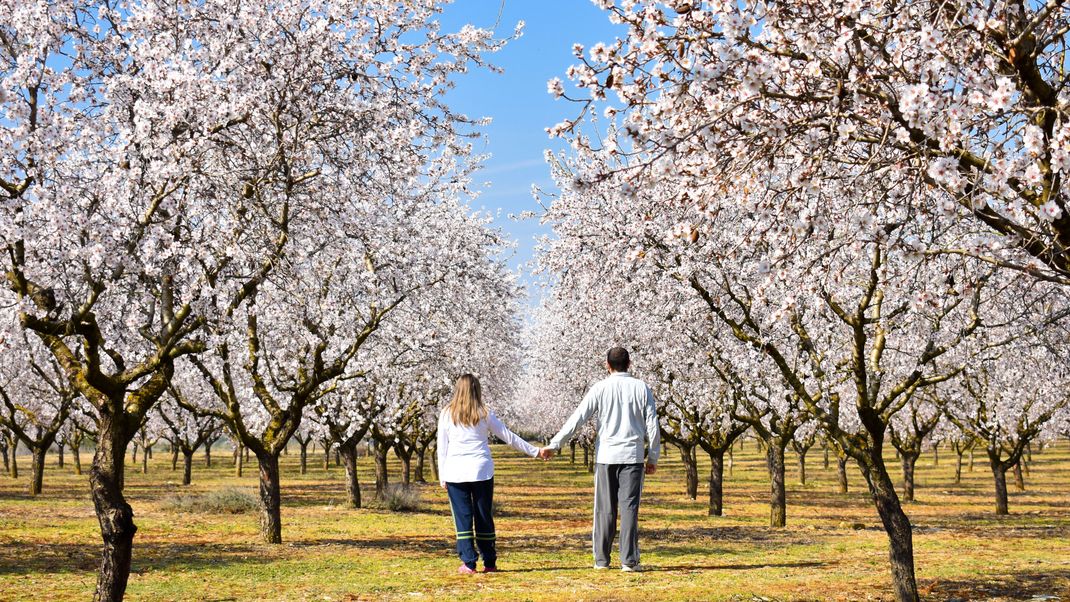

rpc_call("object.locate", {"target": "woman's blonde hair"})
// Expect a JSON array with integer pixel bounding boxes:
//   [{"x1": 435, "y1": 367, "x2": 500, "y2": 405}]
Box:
[{"x1": 449, "y1": 374, "x2": 488, "y2": 427}]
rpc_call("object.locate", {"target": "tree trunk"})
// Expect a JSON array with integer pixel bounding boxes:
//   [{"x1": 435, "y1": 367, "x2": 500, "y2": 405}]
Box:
[
  {"x1": 256, "y1": 452, "x2": 283, "y2": 544},
  {"x1": 30, "y1": 445, "x2": 46, "y2": 496},
  {"x1": 323, "y1": 441, "x2": 331, "y2": 471},
  {"x1": 901, "y1": 453, "x2": 918, "y2": 502},
  {"x1": 299, "y1": 442, "x2": 308, "y2": 475},
  {"x1": 414, "y1": 447, "x2": 427, "y2": 483},
  {"x1": 131, "y1": 444, "x2": 138, "y2": 464},
  {"x1": 797, "y1": 449, "x2": 807, "y2": 485},
  {"x1": 859, "y1": 456, "x2": 919, "y2": 602},
  {"x1": 90, "y1": 414, "x2": 137, "y2": 602},
  {"x1": 0, "y1": 436, "x2": 8, "y2": 476},
  {"x1": 1013, "y1": 460, "x2": 1025, "y2": 492},
  {"x1": 991, "y1": 461, "x2": 1009, "y2": 515},
  {"x1": 72, "y1": 440, "x2": 83, "y2": 476},
  {"x1": 582, "y1": 445, "x2": 589, "y2": 468},
  {"x1": 836, "y1": 456, "x2": 848, "y2": 494},
  {"x1": 708, "y1": 449, "x2": 725, "y2": 516},
  {"x1": 570, "y1": 440, "x2": 577, "y2": 464},
  {"x1": 679, "y1": 444, "x2": 698, "y2": 500},
  {"x1": 7, "y1": 434, "x2": 17, "y2": 479},
  {"x1": 728, "y1": 446, "x2": 734, "y2": 476},
  {"x1": 823, "y1": 445, "x2": 829, "y2": 470},
  {"x1": 931, "y1": 445, "x2": 938, "y2": 468},
  {"x1": 204, "y1": 442, "x2": 212, "y2": 468},
  {"x1": 968, "y1": 449, "x2": 974, "y2": 472},
  {"x1": 954, "y1": 449, "x2": 963, "y2": 484},
  {"x1": 57, "y1": 442, "x2": 65, "y2": 468},
  {"x1": 767, "y1": 441, "x2": 787, "y2": 528},
  {"x1": 141, "y1": 444, "x2": 149, "y2": 474},
  {"x1": 182, "y1": 451, "x2": 193, "y2": 486},
  {"x1": 170, "y1": 445, "x2": 179, "y2": 471},
  {"x1": 235, "y1": 444, "x2": 244, "y2": 478},
  {"x1": 431, "y1": 444, "x2": 438, "y2": 482},
  {"x1": 398, "y1": 451, "x2": 411, "y2": 485},
  {"x1": 373, "y1": 442, "x2": 389, "y2": 498},
  {"x1": 340, "y1": 443, "x2": 361, "y2": 509}
]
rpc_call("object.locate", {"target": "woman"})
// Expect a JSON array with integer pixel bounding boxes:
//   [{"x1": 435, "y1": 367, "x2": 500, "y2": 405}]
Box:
[{"x1": 437, "y1": 373, "x2": 543, "y2": 574}]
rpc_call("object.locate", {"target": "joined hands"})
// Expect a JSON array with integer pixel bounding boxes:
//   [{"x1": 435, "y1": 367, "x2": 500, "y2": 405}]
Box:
[{"x1": 536, "y1": 447, "x2": 555, "y2": 460}]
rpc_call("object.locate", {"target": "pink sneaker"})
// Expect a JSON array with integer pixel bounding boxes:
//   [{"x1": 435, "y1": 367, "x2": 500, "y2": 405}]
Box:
[
  {"x1": 482, "y1": 566, "x2": 499, "y2": 573},
  {"x1": 458, "y1": 564, "x2": 477, "y2": 575}
]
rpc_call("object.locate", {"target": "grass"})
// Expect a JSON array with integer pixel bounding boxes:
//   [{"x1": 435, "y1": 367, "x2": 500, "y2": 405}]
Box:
[{"x1": 0, "y1": 441, "x2": 1068, "y2": 601}]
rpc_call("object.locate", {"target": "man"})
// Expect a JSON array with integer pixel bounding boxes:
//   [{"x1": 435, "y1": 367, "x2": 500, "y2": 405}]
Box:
[{"x1": 540, "y1": 347, "x2": 660, "y2": 572}]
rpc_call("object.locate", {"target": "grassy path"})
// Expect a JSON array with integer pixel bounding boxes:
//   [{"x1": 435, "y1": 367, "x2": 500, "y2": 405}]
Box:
[{"x1": 1, "y1": 442, "x2": 1068, "y2": 601}]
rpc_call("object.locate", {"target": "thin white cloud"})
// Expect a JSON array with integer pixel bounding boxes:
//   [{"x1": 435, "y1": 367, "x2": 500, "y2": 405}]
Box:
[{"x1": 477, "y1": 158, "x2": 547, "y2": 176}]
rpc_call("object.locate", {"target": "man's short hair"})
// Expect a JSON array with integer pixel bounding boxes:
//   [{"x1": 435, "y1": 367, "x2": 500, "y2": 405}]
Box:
[{"x1": 607, "y1": 347, "x2": 630, "y2": 372}]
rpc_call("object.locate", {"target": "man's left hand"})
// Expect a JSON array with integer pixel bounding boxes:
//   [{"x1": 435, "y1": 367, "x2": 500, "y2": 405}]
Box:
[{"x1": 645, "y1": 463, "x2": 657, "y2": 475}]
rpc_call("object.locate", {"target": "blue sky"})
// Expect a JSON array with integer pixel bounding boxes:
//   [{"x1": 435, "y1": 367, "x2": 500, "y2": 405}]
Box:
[{"x1": 437, "y1": 1, "x2": 623, "y2": 297}]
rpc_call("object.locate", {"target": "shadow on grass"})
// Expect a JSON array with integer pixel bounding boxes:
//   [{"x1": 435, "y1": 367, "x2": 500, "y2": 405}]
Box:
[
  {"x1": 0, "y1": 541, "x2": 275, "y2": 576},
  {"x1": 923, "y1": 569, "x2": 1070, "y2": 600}
]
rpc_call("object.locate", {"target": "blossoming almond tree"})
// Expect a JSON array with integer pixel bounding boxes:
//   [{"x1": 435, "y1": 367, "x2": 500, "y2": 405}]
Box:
[{"x1": 1, "y1": 0, "x2": 517, "y2": 597}]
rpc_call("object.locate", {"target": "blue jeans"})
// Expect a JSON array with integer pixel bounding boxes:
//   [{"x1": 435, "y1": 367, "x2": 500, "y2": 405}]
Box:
[{"x1": 446, "y1": 478, "x2": 496, "y2": 569}]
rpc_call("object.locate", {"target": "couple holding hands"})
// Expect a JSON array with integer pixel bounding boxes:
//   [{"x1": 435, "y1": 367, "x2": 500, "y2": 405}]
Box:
[{"x1": 436, "y1": 347, "x2": 660, "y2": 574}]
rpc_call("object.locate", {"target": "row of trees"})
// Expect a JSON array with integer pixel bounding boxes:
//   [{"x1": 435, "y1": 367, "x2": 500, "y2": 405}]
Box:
[
  {"x1": 522, "y1": 2, "x2": 1070, "y2": 602},
  {"x1": 0, "y1": 2, "x2": 524, "y2": 601}
]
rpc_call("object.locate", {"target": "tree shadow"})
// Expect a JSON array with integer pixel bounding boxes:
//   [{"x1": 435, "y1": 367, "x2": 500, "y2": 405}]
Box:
[
  {"x1": 922, "y1": 569, "x2": 1070, "y2": 600},
  {"x1": 0, "y1": 541, "x2": 276, "y2": 576}
]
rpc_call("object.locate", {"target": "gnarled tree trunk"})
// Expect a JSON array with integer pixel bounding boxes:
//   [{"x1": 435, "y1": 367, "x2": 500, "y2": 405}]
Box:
[
  {"x1": 256, "y1": 451, "x2": 282, "y2": 544},
  {"x1": 339, "y1": 442, "x2": 361, "y2": 509},
  {"x1": 901, "y1": 452, "x2": 918, "y2": 502},
  {"x1": 707, "y1": 449, "x2": 725, "y2": 516},
  {"x1": 767, "y1": 440, "x2": 787, "y2": 528},
  {"x1": 90, "y1": 413, "x2": 137, "y2": 602}
]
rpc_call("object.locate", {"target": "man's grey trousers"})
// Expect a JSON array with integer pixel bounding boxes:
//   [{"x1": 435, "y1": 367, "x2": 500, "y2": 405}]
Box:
[{"x1": 593, "y1": 463, "x2": 644, "y2": 568}]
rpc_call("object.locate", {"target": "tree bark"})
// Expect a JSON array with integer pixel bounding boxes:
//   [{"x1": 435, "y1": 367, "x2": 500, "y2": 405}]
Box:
[
  {"x1": 170, "y1": 445, "x2": 179, "y2": 471},
  {"x1": 992, "y1": 462, "x2": 1010, "y2": 515},
  {"x1": 836, "y1": 456, "x2": 848, "y2": 494},
  {"x1": 256, "y1": 452, "x2": 283, "y2": 544},
  {"x1": 823, "y1": 444, "x2": 829, "y2": 470},
  {"x1": 7, "y1": 434, "x2": 16, "y2": 478},
  {"x1": 0, "y1": 435, "x2": 8, "y2": 476},
  {"x1": 767, "y1": 441, "x2": 787, "y2": 528},
  {"x1": 708, "y1": 449, "x2": 725, "y2": 516},
  {"x1": 569, "y1": 440, "x2": 576, "y2": 464},
  {"x1": 859, "y1": 457, "x2": 919, "y2": 602},
  {"x1": 901, "y1": 453, "x2": 918, "y2": 502},
  {"x1": 235, "y1": 444, "x2": 244, "y2": 477},
  {"x1": 414, "y1": 446, "x2": 427, "y2": 483},
  {"x1": 204, "y1": 441, "x2": 213, "y2": 468},
  {"x1": 954, "y1": 449, "x2": 963, "y2": 484},
  {"x1": 1013, "y1": 460, "x2": 1025, "y2": 492},
  {"x1": 141, "y1": 444, "x2": 148, "y2": 474},
  {"x1": 90, "y1": 414, "x2": 137, "y2": 602},
  {"x1": 72, "y1": 439, "x2": 83, "y2": 476},
  {"x1": 931, "y1": 444, "x2": 938, "y2": 468},
  {"x1": 373, "y1": 441, "x2": 389, "y2": 498},
  {"x1": 182, "y1": 451, "x2": 193, "y2": 486},
  {"x1": 30, "y1": 445, "x2": 46, "y2": 496},
  {"x1": 797, "y1": 448, "x2": 808, "y2": 485},
  {"x1": 968, "y1": 449, "x2": 974, "y2": 472},
  {"x1": 678, "y1": 443, "x2": 698, "y2": 500},
  {"x1": 323, "y1": 440, "x2": 331, "y2": 471},
  {"x1": 340, "y1": 442, "x2": 361, "y2": 509},
  {"x1": 299, "y1": 442, "x2": 308, "y2": 475},
  {"x1": 57, "y1": 442, "x2": 65, "y2": 468}
]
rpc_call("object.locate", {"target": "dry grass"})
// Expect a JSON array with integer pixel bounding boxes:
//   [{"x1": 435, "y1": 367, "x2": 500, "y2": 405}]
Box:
[{"x1": 0, "y1": 441, "x2": 1068, "y2": 601}]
